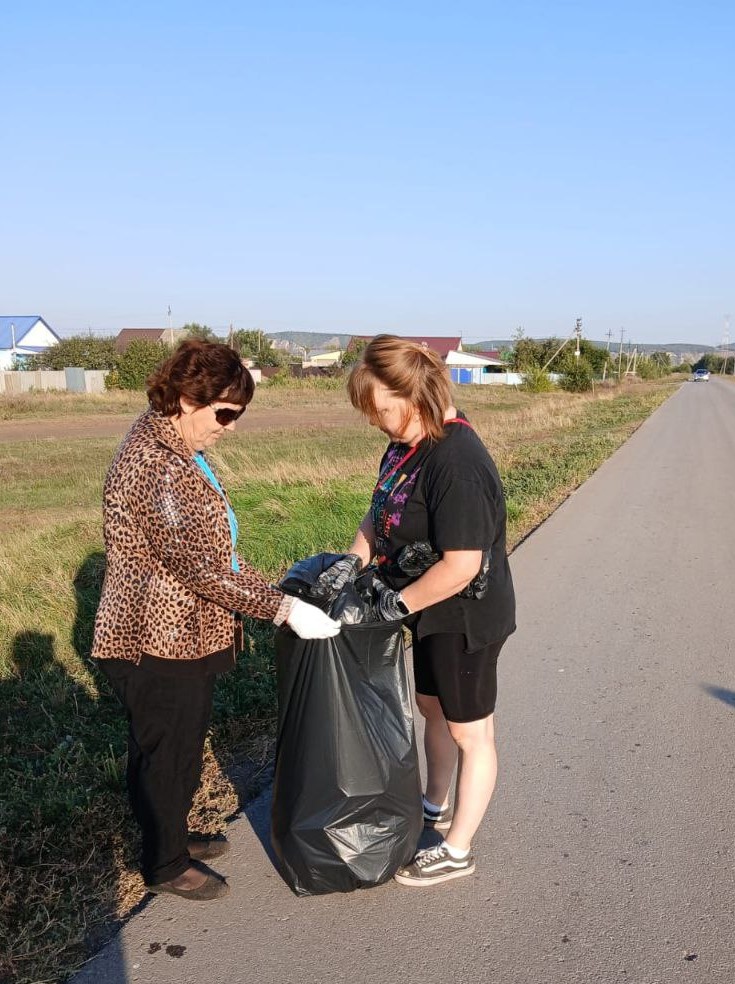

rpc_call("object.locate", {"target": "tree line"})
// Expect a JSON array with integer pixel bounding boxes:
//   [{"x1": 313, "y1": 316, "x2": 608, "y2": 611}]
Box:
[
  {"x1": 23, "y1": 325, "x2": 700, "y2": 393},
  {"x1": 25, "y1": 325, "x2": 286, "y2": 390},
  {"x1": 504, "y1": 332, "x2": 677, "y2": 391}
]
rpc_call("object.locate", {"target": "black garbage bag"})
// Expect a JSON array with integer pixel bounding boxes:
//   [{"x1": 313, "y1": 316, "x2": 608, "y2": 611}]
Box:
[
  {"x1": 279, "y1": 552, "x2": 390, "y2": 624},
  {"x1": 271, "y1": 554, "x2": 423, "y2": 896}
]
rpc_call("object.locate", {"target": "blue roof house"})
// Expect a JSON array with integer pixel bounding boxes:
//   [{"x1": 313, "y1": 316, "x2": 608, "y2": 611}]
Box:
[{"x1": 0, "y1": 316, "x2": 61, "y2": 369}]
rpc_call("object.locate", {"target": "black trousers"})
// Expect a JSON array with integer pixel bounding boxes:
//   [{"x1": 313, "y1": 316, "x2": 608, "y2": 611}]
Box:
[{"x1": 98, "y1": 659, "x2": 215, "y2": 885}]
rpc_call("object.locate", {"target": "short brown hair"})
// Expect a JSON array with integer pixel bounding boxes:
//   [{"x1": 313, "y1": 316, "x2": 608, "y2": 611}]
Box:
[
  {"x1": 347, "y1": 334, "x2": 453, "y2": 442},
  {"x1": 147, "y1": 339, "x2": 255, "y2": 417}
]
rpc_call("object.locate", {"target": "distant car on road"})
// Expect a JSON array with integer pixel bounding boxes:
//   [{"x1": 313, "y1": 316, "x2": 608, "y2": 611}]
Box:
[{"x1": 693, "y1": 368, "x2": 710, "y2": 382}]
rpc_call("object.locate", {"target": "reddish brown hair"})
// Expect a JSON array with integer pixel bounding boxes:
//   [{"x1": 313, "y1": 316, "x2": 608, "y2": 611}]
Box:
[
  {"x1": 146, "y1": 339, "x2": 255, "y2": 417},
  {"x1": 347, "y1": 334, "x2": 453, "y2": 442}
]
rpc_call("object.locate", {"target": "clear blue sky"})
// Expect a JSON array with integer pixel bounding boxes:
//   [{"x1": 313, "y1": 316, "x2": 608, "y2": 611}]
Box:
[{"x1": 3, "y1": 1, "x2": 733, "y2": 345}]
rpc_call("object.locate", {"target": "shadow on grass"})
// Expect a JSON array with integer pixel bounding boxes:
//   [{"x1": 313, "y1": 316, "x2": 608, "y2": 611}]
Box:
[{"x1": 1, "y1": 602, "x2": 135, "y2": 984}]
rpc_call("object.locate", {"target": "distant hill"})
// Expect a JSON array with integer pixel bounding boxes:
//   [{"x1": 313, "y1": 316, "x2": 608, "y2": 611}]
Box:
[
  {"x1": 470, "y1": 339, "x2": 718, "y2": 356},
  {"x1": 267, "y1": 331, "x2": 353, "y2": 350}
]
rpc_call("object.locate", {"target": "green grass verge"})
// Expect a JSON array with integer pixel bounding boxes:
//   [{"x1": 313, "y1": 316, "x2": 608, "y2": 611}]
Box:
[{"x1": 229, "y1": 481, "x2": 372, "y2": 575}]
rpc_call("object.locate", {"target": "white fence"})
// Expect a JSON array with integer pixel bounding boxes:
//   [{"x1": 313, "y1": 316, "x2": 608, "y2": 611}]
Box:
[
  {"x1": 0, "y1": 369, "x2": 109, "y2": 395},
  {"x1": 449, "y1": 370, "x2": 565, "y2": 387},
  {"x1": 480, "y1": 372, "x2": 524, "y2": 386},
  {"x1": 450, "y1": 369, "x2": 525, "y2": 386}
]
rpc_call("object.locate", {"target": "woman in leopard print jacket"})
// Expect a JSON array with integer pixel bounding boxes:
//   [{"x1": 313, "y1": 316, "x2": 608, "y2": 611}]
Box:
[{"x1": 92, "y1": 340, "x2": 339, "y2": 901}]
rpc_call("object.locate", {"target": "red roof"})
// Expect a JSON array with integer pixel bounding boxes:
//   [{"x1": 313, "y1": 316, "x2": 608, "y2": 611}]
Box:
[{"x1": 350, "y1": 335, "x2": 462, "y2": 360}]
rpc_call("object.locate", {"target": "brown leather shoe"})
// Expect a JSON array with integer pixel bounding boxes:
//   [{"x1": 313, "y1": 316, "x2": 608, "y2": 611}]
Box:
[
  {"x1": 147, "y1": 871, "x2": 230, "y2": 901},
  {"x1": 187, "y1": 836, "x2": 230, "y2": 862}
]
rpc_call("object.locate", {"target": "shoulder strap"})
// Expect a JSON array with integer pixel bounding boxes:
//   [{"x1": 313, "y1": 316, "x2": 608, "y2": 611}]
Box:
[{"x1": 444, "y1": 416, "x2": 474, "y2": 431}]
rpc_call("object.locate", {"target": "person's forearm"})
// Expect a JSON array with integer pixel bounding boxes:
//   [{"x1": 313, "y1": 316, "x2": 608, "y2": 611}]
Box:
[
  {"x1": 400, "y1": 552, "x2": 482, "y2": 613},
  {"x1": 348, "y1": 513, "x2": 375, "y2": 568}
]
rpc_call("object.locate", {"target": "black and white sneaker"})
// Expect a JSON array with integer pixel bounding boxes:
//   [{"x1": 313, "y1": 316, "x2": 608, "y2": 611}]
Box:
[
  {"x1": 394, "y1": 844, "x2": 475, "y2": 887},
  {"x1": 423, "y1": 803, "x2": 453, "y2": 830}
]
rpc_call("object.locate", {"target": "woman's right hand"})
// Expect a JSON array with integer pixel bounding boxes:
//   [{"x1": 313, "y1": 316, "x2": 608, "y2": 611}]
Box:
[
  {"x1": 314, "y1": 553, "x2": 362, "y2": 596},
  {"x1": 286, "y1": 598, "x2": 341, "y2": 639}
]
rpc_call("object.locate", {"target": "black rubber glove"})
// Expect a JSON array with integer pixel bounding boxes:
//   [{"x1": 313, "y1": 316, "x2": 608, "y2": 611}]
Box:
[
  {"x1": 375, "y1": 583, "x2": 411, "y2": 621},
  {"x1": 315, "y1": 553, "x2": 363, "y2": 596}
]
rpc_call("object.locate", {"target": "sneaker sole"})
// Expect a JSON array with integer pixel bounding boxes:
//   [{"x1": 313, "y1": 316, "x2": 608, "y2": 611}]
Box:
[
  {"x1": 423, "y1": 816, "x2": 453, "y2": 830},
  {"x1": 393, "y1": 862, "x2": 475, "y2": 887}
]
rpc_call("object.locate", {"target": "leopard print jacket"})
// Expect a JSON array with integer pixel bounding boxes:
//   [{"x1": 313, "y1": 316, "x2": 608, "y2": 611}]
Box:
[{"x1": 92, "y1": 408, "x2": 288, "y2": 664}]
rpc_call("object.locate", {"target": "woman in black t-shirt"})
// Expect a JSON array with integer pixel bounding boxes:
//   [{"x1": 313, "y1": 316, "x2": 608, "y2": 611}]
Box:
[{"x1": 321, "y1": 335, "x2": 515, "y2": 888}]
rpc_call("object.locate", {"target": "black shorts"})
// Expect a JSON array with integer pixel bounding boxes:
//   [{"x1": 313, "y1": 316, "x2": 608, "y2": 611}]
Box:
[{"x1": 411, "y1": 632, "x2": 506, "y2": 723}]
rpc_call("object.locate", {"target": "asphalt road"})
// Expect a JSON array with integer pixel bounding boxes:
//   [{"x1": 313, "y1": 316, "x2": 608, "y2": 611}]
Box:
[{"x1": 71, "y1": 378, "x2": 735, "y2": 984}]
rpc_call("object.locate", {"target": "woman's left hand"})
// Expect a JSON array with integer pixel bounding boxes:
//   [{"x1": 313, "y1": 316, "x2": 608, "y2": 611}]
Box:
[{"x1": 375, "y1": 584, "x2": 411, "y2": 621}]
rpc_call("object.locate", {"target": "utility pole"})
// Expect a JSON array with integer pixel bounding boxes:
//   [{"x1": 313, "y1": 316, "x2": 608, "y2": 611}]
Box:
[
  {"x1": 721, "y1": 314, "x2": 730, "y2": 375},
  {"x1": 617, "y1": 327, "x2": 625, "y2": 379},
  {"x1": 574, "y1": 317, "x2": 582, "y2": 358},
  {"x1": 540, "y1": 325, "x2": 578, "y2": 374},
  {"x1": 602, "y1": 327, "x2": 614, "y2": 382}
]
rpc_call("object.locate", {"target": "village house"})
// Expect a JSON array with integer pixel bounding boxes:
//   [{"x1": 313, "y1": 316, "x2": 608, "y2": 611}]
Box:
[
  {"x1": 0, "y1": 316, "x2": 61, "y2": 369},
  {"x1": 114, "y1": 327, "x2": 188, "y2": 353},
  {"x1": 348, "y1": 335, "x2": 509, "y2": 384}
]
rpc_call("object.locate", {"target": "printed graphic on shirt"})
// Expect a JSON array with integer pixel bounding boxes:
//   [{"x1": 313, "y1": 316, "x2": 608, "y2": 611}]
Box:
[{"x1": 371, "y1": 444, "x2": 424, "y2": 564}]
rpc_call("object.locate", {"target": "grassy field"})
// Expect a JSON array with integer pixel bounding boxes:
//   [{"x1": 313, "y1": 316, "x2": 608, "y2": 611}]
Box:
[
  {"x1": 0, "y1": 376, "x2": 350, "y2": 420},
  {"x1": 0, "y1": 377, "x2": 679, "y2": 984}
]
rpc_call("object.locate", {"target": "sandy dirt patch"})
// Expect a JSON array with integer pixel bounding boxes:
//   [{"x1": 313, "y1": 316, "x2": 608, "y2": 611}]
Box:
[{"x1": 0, "y1": 407, "x2": 364, "y2": 443}]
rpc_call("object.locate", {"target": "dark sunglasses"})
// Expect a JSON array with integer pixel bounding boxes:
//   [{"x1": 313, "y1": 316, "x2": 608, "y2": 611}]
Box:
[{"x1": 211, "y1": 404, "x2": 246, "y2": 426}]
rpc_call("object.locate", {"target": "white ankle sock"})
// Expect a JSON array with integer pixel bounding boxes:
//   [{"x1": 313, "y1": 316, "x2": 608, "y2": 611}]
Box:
[
  {"x1": 422, "y1": 795, "x2": 448, "y2": 814},
  {"x1": 443, "y1": 840, "x2": 469, "y2": 859}
]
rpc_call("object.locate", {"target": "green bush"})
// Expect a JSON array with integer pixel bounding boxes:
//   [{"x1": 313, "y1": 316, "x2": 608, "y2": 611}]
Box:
[
  {"x1": 182, "y1": 323, "x2": 218, "y2": 341},
  {"x1": 512, "y1": 336, "x2": 608, "y2": 375},
  {"x1": 264, "y1": 367, "x2": 293, "y2": 387},
  {"x1": 693, "y1": 354, "x2": 734, "y2": 375},
  {"x1": 671, "y1": 363, "x2": 693, "y2": 374},
  {"x1": 116, "y1": 340, "x2": 171, "y2": 390},
  {"x1": 340, "y1": 338, "x2": 368, "y2": 368},
  {"x1": 104, "y1": 368, "x2": 120, "y2": 390},
  {"x1": 520, "y1": 365, "x2": 556, "y2": 392},
  {"x1": 560, "y1": 359, "x2": 593, "y2": 392},
  {"x1": 231, "y1": 329, "x2": 283, "y2": 367},
  {"x1": 28, "y1": 335, "x2": 118, "y2": 371},
  {"x1": 636, "y1": 357, "x2": 662, "y2": 380},
  {"x1": 262, "y1": 371, "x2": 344, "y2": 390}
]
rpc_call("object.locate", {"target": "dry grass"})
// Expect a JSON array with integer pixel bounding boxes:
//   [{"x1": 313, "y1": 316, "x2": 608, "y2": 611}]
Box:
[
  {"x1": 0, "y1": 390, "x2": 148, "y2": 419},
  {"x1": 0, "y1": 377, "x2": 349, "y2": 421}
]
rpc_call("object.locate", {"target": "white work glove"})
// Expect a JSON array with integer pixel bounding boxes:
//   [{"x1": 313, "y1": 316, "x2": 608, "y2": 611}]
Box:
[{"x1": 286, "y1": 598, "x2": 341, "y2": 639}]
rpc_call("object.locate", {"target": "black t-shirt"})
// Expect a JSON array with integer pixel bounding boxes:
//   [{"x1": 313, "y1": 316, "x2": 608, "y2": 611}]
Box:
[{"x1": 371, "y1": 413, "x2": 516, "y2": 651}]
